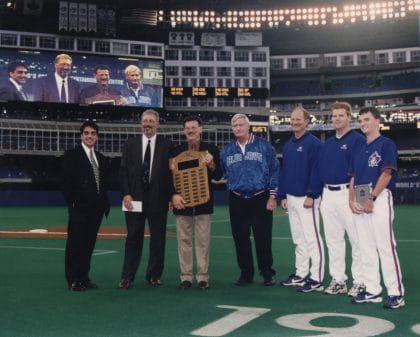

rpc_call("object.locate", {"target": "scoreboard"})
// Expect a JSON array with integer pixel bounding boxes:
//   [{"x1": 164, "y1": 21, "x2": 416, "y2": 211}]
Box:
[{"x1": 165, "y1": 87, "x2": 269, "y2": 99}]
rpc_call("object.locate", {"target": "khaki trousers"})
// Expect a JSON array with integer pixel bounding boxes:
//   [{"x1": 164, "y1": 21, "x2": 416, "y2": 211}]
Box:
[{"x1": 176, "y1": 214, "x2": 211, "y2": 282}]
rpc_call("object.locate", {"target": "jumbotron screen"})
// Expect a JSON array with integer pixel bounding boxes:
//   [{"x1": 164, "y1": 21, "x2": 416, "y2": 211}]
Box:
[{"x1": 0, "y1": 48, "x2": 163, "y2": 108}]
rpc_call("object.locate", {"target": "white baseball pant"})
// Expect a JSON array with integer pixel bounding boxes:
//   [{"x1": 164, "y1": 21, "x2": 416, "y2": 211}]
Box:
[
  {"x1": 286, "y1": 194, "x2": 324, "y2": 283},
  {"x1": 354, "y1": 189, "x2": 404, "y2": 296},
  {"x1": 320, "y1": 185, "x2": 363, "y2": 284}
]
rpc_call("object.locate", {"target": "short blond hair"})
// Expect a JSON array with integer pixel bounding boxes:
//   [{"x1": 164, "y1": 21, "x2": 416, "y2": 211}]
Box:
[
  {"x1": 331, "y1": 101, "x2": 352, "y2": 116},
  {"x1": 55, "y1": 54, "x2": 72, "y2": 64}
]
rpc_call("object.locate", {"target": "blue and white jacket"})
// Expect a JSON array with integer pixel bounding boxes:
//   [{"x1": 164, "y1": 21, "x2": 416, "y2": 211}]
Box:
[{"x1": 220, "y1": 133, "x2": 279, "y2": 199}]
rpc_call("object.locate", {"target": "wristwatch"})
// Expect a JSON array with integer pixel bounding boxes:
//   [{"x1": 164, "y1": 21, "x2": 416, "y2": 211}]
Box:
[{"x1": 368, "y1": 194, "x2": 377, "y2": 201}]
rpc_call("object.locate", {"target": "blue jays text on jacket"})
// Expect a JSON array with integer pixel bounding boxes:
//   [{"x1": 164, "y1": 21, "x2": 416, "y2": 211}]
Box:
[
  {"x1": 278, "y1": 132, "x2": 323, "y2": 199},
  {"x1": 220, "y1": 133, "x2": 279, "y2": 199}
]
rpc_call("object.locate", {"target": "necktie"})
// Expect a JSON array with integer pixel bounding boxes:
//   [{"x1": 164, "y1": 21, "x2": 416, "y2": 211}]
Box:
[
  {"x1": 90, "y1": 149, "x2": 100, "y2": 193},
  {"x1": 60, "y1": 79, "x2": 66, "y2": 103},
  {"x1": 142, "y1": 140, "x2": 151, "y2": 190},
  {"x1": 19, "y1": 88, "x2": 27, "y2": 101}
]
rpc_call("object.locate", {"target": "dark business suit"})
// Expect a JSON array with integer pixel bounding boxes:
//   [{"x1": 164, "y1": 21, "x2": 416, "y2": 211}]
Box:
[
  {"x1": 120, "y1": 135, "x2": 174, "y2": 282},
  {"x1": 62, "y1": 145, "x2": 110, "y2": 286},
  {"x1": 33, "y1": 74, "x2": 80, "y2": 103},
  {"x1": 0, "y1": 80, "x2": 27, "y2": 101}
]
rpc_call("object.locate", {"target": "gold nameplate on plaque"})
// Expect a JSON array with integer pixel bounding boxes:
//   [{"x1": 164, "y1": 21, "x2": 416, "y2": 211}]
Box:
[{"x1": 170, "y1": 150, "x2": 210, "y2": 208}]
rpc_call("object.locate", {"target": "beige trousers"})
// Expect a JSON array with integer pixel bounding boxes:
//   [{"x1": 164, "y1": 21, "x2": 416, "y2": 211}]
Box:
[{"x1": 176, "y1": 214, "x2": 211, "y2": 282}]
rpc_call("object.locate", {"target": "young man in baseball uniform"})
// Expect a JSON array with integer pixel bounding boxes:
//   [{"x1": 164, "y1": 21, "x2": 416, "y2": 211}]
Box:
[
  {"x1": 319, "y1": 102, "x2": 365, "y2": 297},
  {"x1": 349, "y1": 107, "x2": 405, "y2": 309},
  {"x1": 279, "y1": 107, "x2": 325, "y2": 292}
]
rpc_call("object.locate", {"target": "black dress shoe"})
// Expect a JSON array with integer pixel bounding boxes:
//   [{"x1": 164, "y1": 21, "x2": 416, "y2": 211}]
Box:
[
  {"x1": 198, "y1": 281, "x2": 209, "y2": 290},
  {"x1": 69, "y1": 281, "x2": 86, "y2": 291},
  {"x1": 148, "y1": 277, "x2": 162, "y2": 287},
  {"x1": 83, "y1": 281, "x2": 98, "y2": 289},
  {"x1": 263, "y1": 275, "x2": 276, "y2": 286},
  {"x1": 118, "y1": 279, "x2": 132, "y2": 289},
  {"x1": 179, "y1": 280, "x2": 192, "y2": 289},
  {"x1": 234, "y1": 277, "x2": 253, "y2": 286}
]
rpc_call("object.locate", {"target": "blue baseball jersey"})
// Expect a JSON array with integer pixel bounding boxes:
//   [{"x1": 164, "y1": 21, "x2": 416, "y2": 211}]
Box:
[
  {"x1": 279, "y1": 132, "x2": 323, "y2": 199},
  {"x1": 349, "y1": 135, "x2": 397, "y2": 191},
  {"x1": 319, "y1": 130, "x2": 365, "y2": 185},
  {"x1": 220, "y1": 133, "x2": 279, "y2": 199}
]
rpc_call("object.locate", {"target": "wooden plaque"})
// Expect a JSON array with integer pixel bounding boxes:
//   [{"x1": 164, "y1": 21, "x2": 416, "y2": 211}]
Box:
[{"x1": 170, "y1": 150, "x2": 210, "y2": 208}]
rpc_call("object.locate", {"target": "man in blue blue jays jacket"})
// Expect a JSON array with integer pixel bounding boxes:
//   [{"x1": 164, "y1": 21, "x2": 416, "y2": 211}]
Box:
[{"x1": 220, "y1": 113, "x2": 280, "y2": 286}]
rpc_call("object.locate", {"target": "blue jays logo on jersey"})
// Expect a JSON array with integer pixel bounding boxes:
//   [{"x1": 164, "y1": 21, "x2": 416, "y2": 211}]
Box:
[
  {"x1": 297, "y1": 146, "x2": 303, "y2": 152},
  {"x1": 368, "y1": 151, "x2": 382, "y2": 167},
  {"x1": 340, "y1": 144, "x2": 348, "y2": 150}
]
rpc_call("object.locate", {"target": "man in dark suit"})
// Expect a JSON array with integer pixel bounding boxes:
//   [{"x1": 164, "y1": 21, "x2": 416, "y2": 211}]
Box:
[
  {"x1": 62, "y1": 121, "x2": 110, "y2": 291},
  {"x1": 33, "y1": 53, "x2": 80, "y2": 103},
  {"x1": 119, "y1": 109, "x2": 174, "y2": 289},
  {"x1": 0, "y1": 62, "x2": 28, "y2": 101}
]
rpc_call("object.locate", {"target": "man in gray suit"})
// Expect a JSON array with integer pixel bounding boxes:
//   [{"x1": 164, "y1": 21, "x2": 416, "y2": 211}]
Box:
[{"x1": 118, "y1": 109, "x2": 174, "y2": 289}]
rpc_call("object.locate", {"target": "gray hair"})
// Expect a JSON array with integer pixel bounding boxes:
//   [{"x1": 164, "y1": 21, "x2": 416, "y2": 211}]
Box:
[
  {"x1": 141, "y1": 109, "x2": 159, "y2": 122},
  {"x1": 231, "y1": 113, "x2": 250, "y2": 125},
  {"x1": 124, "y1": 65, "x2": 141, "y2": 75}
]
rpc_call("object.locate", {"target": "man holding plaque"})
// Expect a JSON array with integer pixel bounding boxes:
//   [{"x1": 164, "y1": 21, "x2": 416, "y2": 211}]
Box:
[
  {"x1": 220, "y1": 113, "x2": 279, "y2": 287},
  {"x1": 349, "y1": 107, "x2": 405, "y2": 309},
  {"x1": 171, "y1": 116, "x2": 222, "y2": 290},
  {"x1": 79, "y1": 65, "x2": 125, "y2": 105}
]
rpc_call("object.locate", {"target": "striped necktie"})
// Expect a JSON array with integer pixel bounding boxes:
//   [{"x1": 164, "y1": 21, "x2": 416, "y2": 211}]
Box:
[{"x1": 89, "y1": 149, "x2": 100, "y2": 193}]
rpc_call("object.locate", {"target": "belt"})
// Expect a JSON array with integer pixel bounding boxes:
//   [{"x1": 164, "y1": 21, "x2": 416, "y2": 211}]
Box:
[
  {"x1": 232, "y1": 190, "x2": 265, "y2": 199},
  {"x1": 325, "y1": 184, "x2": 349, "y2": 191}
]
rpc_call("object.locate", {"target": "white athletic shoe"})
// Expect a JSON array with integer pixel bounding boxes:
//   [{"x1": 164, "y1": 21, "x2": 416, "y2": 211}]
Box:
[
  {"x1": 324, "y1": 280, "x2": 347, "y2": 295},
  {"x1": 297, "y1": 278, "x2": 324, "y2": 293},
  {"x1": 348, "y1": 283, "x2": 366, "y2": 297},
  {"x1": 383, "y1": 295, "x2": 405, "y2": 309},
  {"x1": 280, "y1": 274, "x2": 306, "y2": 287},
  {"x1": 352, "y1": 290, "x2": 383, "y2": 303}
]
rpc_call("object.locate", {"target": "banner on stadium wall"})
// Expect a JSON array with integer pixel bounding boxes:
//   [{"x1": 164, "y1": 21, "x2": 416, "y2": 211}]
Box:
[
  {"x1": 88, "y1": 4, "x2": 97, "y2": 32},
  {"x1": 78, "y1": 3, "x2": 87, "y2": 32},
  {"x1": 168, "y1": 32, "x2": 195, "y2": 46},
  {"x1": 68, "y1": 2, "x2": 78, "y2": 32},
  {"x1": 58, "y1": 1, "x2": 68, "y2": 31},
  {"x1": 106, "y1": 8, "x2": 117, "y2": 37},
  {"x1": 23, "y1": 0, "x2": 43, "y2": 15},
  {"x1": 235, "y1": 32, "x2": 262, "y2": 46},
  {"x1": 201, "y1": 32, "x2": 226, "y2": 47}
]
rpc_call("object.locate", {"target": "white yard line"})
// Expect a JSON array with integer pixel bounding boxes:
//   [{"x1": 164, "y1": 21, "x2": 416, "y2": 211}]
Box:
[{"x1": 0, "y1": 245, "x2": 117, "y2": 255}]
